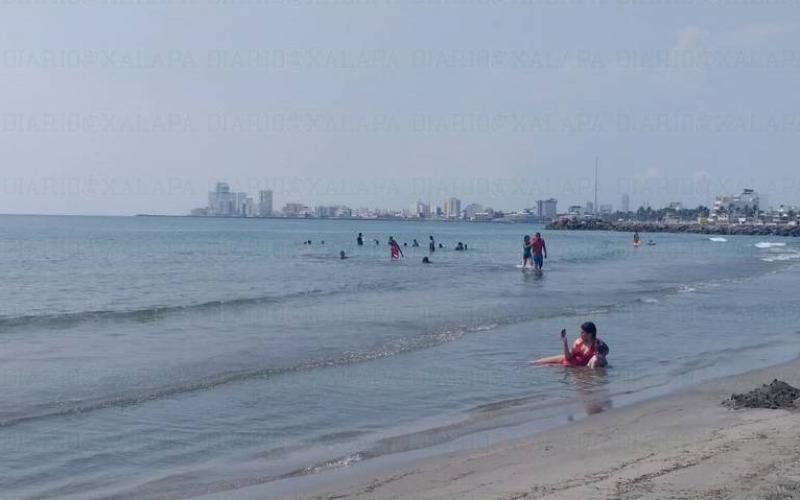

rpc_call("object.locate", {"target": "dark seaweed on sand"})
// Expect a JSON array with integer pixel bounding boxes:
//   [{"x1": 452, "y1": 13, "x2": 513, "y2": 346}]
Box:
[{"x1": 724, "y1": 379, "x2": 800, "y2": 410}]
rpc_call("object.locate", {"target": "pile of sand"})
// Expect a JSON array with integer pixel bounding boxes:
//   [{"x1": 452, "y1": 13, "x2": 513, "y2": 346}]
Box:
[{"x1": 724, "y1": 379, "x2": 800, "y2": 410}]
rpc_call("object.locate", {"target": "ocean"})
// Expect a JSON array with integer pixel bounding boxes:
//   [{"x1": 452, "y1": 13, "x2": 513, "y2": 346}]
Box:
[{"x1": 1, "y1": 215, "x2": 800, "y2": 499}]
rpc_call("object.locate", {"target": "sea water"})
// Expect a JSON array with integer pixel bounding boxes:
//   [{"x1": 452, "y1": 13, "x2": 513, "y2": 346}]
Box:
[{"x1": 1, "y1": 215, "x2": 800, "y2": 498}]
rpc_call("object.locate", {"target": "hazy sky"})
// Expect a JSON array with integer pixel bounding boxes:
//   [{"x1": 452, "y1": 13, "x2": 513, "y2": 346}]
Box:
[{"x1": 1, "y1": 1, "x2": 799, "y2": 215}]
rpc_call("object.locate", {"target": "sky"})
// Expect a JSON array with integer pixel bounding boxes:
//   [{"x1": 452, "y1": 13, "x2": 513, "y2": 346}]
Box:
[{"x1": 1, "y1": 1, "x2": 799, "y2": 215}]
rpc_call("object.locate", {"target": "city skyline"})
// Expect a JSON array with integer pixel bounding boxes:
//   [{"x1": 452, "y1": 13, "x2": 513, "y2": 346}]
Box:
[{"x1": 2, "y1": 7, "x2": 799, "y2": 216}]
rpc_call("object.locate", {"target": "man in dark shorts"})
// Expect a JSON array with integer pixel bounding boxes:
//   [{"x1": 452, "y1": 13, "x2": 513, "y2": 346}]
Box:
[{"x1": 532, "y1": 232, "x2": 547, "y2": 270}]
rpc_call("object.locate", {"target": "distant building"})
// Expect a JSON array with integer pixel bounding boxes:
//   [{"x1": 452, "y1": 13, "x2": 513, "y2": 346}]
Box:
[
  {"x1": 282, "y1": 203, "x2": 311, "y2": 217},
  {"x1": 463, "y1": 203, "x2": 484, "y2": 220},
  {"x1": 599, "y1": 204, "x2": 613, "y2": 215},
  {"x1": 258, "y1": 190, "x2": 273, "y2": 217},
  {"x1": 713, "y1": 189, "x2": 761, "y2": 217},
  {"x1": 536, "y1": 198, "x2": 558, "y2": 219},
  {"x1": 585, "y1": 201, "x2": 594, "y2": 214},
  {"x1": 667, "y1": 201, "x2": 683, "y2": 211},
  {"x1": 243, "y1": 197, "x2": 256, "y2": 217},
  {"x1": 415, "y1": 200, "x2": 430, "y2": 218},
  {"x1": 444, "y1": 197, "x2": 461, "y2": 219},
  {"x1": 208, "y1": 182, "x2": 236, "y2": 216},
  {"x1": 236, "y1": 192, "x2": 248, "y2": 216},
  {"x1": 621, "y1": 193, "x2": 630, "y2": 213},
  {"x1": 568, "y1": 205, "x2": 584, "y2": 216}
]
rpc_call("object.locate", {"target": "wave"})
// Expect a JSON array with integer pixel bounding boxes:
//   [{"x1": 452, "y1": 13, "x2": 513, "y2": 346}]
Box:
[
  {"x1": 0, "y1": 281, "x2": 401, "y2": 331},
  {"x1": 0, "y1": 301, "x2": 628, "y2": 429},
  {"x1": 755, "y1": 242, "x2": 787, "y2": 248},
  {"x1": 0, "y1": 275, "x2": 737, "y2": 429},
  {"x1": 762, "y1": 253, "x2": 800, "y2": 262},
  {"x1": 708, "y1": 237, "x2": 727, "y2": 242}
]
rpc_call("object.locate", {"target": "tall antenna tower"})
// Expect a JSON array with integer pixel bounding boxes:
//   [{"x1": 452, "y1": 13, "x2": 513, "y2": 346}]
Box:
[{"x1": 594, "y1": 157, "x2": 598, "y2": 215}]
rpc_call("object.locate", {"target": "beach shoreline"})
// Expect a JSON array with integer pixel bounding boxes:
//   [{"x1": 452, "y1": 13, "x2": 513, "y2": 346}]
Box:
[{"x1": 218, "y1": 357, "x2": 800, "y2": 500}]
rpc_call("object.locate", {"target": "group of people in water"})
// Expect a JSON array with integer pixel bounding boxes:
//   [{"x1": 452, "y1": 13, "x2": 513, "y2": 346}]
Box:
[
  {"x1": 348, "y1": 232, "x2": 469, "y2": 263},
  {"x1": 321, "y1": 230, "x2": 612, "y2": 369}
]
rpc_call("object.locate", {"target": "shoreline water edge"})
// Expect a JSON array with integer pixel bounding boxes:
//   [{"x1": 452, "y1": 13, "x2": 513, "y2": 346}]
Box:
[{"x1": 224, "y1": 357, "x2": 800, "y2": 500}]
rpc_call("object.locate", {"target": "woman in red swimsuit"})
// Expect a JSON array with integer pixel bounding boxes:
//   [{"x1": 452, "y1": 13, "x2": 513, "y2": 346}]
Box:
[{"x1": 531, "y1": 322, "x2": 608, "y2": 368}]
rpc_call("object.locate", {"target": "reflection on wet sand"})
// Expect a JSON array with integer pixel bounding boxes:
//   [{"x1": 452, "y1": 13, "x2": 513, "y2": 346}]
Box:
[{"x1": 565, "y1": 367, "x2": 613, "y2": 416}]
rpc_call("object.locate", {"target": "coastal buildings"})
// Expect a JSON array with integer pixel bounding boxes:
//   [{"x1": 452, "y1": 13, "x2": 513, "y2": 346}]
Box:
[
  {"x1": 463, "y1": 203, "x2": 484, "y2": 220},
  {"x1": 621, "y1": 193, "x2": 630, "y2": 213},
  {"x1": 258, "y1": 190, "x2": 273, "y2": 217},
  {"x1": 282, "y1": 203, "x2": 311, "y2": 217},
  {"x1": 444, "y1": 197, "x2": 461, "y2": 219},
  {"x1": 536, "y1": 199, "x2": 558, "y2": 220},
  {"x1": 208, "y1": 182, "x2": 236, "y2": 216},
  {"x1": 712, "y1": 189, "x2": 763, "y2": 220}
]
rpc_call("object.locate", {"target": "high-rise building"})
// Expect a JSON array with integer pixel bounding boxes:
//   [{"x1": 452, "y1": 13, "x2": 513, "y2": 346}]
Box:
[
  {"x1": 445, "y1": 197, "x2": 461, "y2": 219},
  {"x1": 208, "y1": 182, "x2": 236, "y2": 216},
  {"x1": 536, "y1": 198, "x2": 558, "y2": 219},
  {"x1": 258, "y1": 190, "x2": 273, "y2": 217},
  {"x1": 415, "y1": 200, "x2": 430, "y2": 218},
  {"x1": 621, "y1": 193, "x2": 630, "y2": 213},
  {"x1": 236, "y1": 192, "x2": 248, "y2": 216},
  {"x1": 585, "y1": 201, "x2": 594, "y2": 214}
]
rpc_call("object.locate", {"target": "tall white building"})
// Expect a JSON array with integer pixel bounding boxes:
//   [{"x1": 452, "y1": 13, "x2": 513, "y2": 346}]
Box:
[
  {"x1": 208, "y1": 182, "x2": 236, "y2": 216},
  {"x1": 536, "y1": 198, "x2": 558, "y2": 219},
  {"x1": 258, "y1": 190, "x2": 273, "y2": 217},
  {"x1": 621, "y1": 193, "x2": 630, "y2": 213},
  {"x1": 444, "y1": 197, "x2": 461, "y2": 219}
]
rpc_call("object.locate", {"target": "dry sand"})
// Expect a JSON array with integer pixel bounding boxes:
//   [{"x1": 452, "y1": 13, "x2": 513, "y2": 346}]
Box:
[{"x1": 212, "y1": 360, "x2": 800, "y2": 500}]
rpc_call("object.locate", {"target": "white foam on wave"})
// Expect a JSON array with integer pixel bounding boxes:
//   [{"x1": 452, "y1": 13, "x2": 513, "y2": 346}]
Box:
[
  {"x1": 755, "y1": 242, "x2": 787, "y2": 249},
  {"x1": 640, "y1": 297, "x2": 659, "y2": 304},
  {"x1": 678, "y1": 286, "x2": 696, "y2": 293},
  {"x1": 761, "y1": 253, "x2": 800, "y2": 262},
  {"x1": 708, "y1": 237, "x2": 727, "y2": 242}
]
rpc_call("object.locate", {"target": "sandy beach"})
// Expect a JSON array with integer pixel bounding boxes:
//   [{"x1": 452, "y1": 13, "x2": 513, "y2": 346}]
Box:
[{"x1": 240, "y1": 359, "x2": 800, "y2": 500}]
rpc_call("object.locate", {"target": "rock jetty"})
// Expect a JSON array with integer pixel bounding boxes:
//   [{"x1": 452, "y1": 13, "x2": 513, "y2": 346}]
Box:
[{"x1": 546, "y1": 219, "x2": 800, "y2": 237}]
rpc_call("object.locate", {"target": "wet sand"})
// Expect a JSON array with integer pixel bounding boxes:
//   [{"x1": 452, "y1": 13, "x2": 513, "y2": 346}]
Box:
[{"x1": 233, "y1": 358, "x2": 800, "y2": 500}]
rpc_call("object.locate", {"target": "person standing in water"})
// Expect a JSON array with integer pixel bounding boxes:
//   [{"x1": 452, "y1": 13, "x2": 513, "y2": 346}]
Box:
[
  {"x1": 532, "y1": 232, "x2": 547, "y2": 270},
  {"x1": 389, "y1": 236, "x2": 404, "y2": 260},
  {"x1": 429, "y1": 235, "x2": 435, "y2": 253},
  {"x1": 522, "y1": 235, "x2": 533, "y2": 268},
  {"x1": 357, "y1": 233, "x2": 364, "y2": 246},
  {"x1": 633, "y1": 230, "x2": 640, "y2": 246}
]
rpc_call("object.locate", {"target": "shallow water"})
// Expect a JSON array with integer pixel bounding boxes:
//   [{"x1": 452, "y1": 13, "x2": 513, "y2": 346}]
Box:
[{"x1": 1, "y1": 215, "x2": 799, "y2": 498}]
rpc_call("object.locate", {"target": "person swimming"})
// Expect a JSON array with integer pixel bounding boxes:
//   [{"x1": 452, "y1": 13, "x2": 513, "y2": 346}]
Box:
[
  {"x1": 455, "y1": 242, "x2": 464, "y2": 251},
  {"x1": 422, "y1": 256, "x2": 431, "y2": 264},
  {"x1": 412, "y1": 239, "x2": 419, "y2": 247},
  {"x1": 531, "y1": 322, "x2": 609, "y2": 368},
  {"x1": 339, "y1": 250, "x2": 348, "y2": 259}
]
